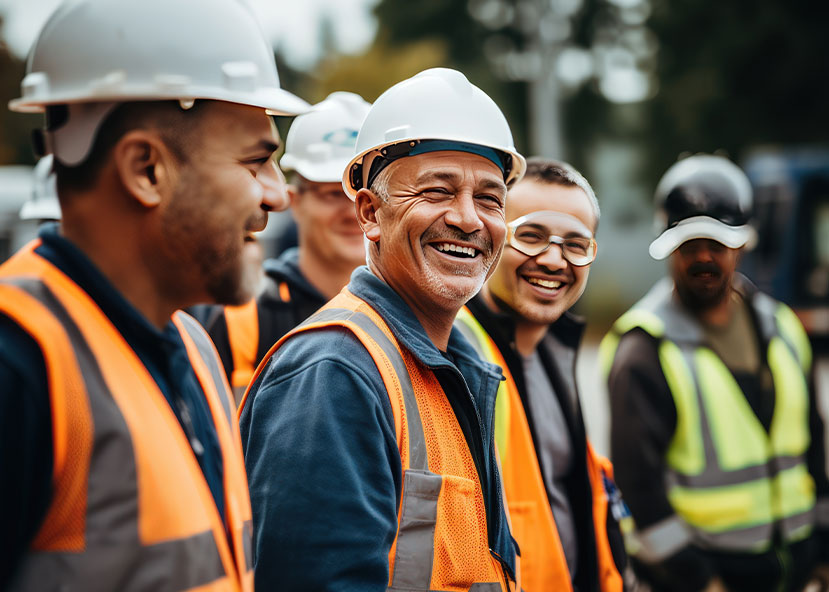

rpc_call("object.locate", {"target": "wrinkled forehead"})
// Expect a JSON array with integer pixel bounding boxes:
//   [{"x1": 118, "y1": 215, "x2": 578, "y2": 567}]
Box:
[{"x1": 509, "y1": 210, "x2": 593, "y2": 237}]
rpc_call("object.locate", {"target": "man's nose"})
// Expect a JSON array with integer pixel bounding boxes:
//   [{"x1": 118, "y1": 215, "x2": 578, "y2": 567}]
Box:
[
  {"x1": 444, "y1": 192, "x2": 484, "y2": 234},
  {"x1": 535, "y1": 241, "x2": 568, "y2": 271},
  {"x1": 257, "y1": 160, "x2": 290, "y2": 212}
]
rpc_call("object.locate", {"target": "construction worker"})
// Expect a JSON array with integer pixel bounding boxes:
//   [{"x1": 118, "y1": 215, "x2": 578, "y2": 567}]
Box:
[
  {"x1": 239, "y1": 68, "x2": 526, "y2": 591},
  {"x1": 0, "y1": 0, "x2": 307, "y2": 589},
  {"x1": 20, "y1": 155, "x2": 61, "y2": 224},
  {"x1": 204, "y1": 91, "x2": 371, "y2": 402},
  {"x1": 454, "y1": 157, "x2": 627, "y2": 592},
  {"x1": 600, "y1": 154, "x2": 829, "y2": 592}
]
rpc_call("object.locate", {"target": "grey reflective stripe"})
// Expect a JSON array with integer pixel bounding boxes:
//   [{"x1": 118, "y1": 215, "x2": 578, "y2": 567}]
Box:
[
  {"x1": 672, "y1": 455, "x2": 803, "y2": 488},
  {"x1": 752, "y1": 290, "x2": 779, "y2": 344},
  {"x1": 242, "y1": 519, "x2": 254, "y2": 570},
  {"x1": 1, "y1": 277, "x2": 140, "y2": 543},
  {"x1": 175, "y1": 311, "x2": 234, "y2": 427},
  {"x1": 389, "y1": 469, "x2": 443, "y2": 590},
  {"x1": 454, "y1": 316, "x2": 486, "y2": 359},
  {"x1": 10, "y1": 528, "x2": 226, "y2": 592},
  {"x1": 692, "y1": 521, "x2": 773, "y2": 553},
  {"x1": 815, "y1": 498, "x2": 829, "y2": 527},
  {"x1": 781, "y1": 507, "x2": 815, "y2": 542},
  {"x1": 300, "y1": 307, "x2": 428, "y2": 471},
  {"x1": 632, "y1": 514, "x2": 695, "y2": 563}
]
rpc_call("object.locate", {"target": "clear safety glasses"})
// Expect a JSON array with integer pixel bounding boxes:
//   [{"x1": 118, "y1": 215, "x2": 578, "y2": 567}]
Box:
[{"x1": 506, "y1": 211, "x2": 598, "y2": 266}]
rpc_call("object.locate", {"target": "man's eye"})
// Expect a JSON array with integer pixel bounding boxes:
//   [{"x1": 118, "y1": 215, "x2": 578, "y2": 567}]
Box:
[
  {"x1": 422, "y1": 187, "x2": 451, "y2": 196},
  {"x1": 516, "y1": 231, "x2": 545, "y2": 244},
  {"x1": 565, "y1": 240, "x2": 589, "y2": 253},
  {"x1": 476, "y1": 194, "x2": 503, "y2": 206}
]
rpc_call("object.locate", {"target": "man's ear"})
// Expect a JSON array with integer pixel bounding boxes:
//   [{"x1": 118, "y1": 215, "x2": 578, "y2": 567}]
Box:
[
  {"x1": 113, "y1": 130, "x2": 176, "y2": 208},
  {"x1": 287, "y1": 184, "x2": 300, "y2": 209},
  {"x1": 355, "y1": 188, "x2": 382, "y2": 243}
]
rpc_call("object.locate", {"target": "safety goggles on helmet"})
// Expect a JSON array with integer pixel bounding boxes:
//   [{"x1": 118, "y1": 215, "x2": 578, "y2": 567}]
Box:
[{"x1": 507, "y1": 211, "x2": 597, "y2": 266}]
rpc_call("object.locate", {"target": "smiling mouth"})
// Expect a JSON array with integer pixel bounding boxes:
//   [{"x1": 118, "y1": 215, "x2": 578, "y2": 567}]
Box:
[
  {"x1": 526, "y1": 277, "x2": 562, "y2": 289},
  {"x1": 433, "y1": 242, "x2": 479, "y2": 258}
]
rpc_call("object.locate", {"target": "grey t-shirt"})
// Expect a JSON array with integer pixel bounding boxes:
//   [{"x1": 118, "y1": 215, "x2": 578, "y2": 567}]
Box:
[{"x1": 522, "y1": 347, "x2": 578, "y2": 578}]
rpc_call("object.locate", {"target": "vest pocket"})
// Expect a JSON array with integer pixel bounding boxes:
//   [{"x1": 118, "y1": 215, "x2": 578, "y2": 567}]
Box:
[{"x1": 433, "y1": 473, "x2": 492, "y2": 590}]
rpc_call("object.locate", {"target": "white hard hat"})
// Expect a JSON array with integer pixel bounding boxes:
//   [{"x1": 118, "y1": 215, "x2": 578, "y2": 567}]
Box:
[
  {"x1": 9, "y1": 0, "x2": 309, "y2": 165},
  {"x1": 342, "y1": 68, "x2": 526, "y2": 200},
  {"x1": 280, "y1": 92, "x2": 371, "y2": 183},
  {"x1": 649, "y1": 154, "x2": 756, "y2": 260},
  {"x1": 20, "y1": 155, "x2": 61, "y2": 221}
]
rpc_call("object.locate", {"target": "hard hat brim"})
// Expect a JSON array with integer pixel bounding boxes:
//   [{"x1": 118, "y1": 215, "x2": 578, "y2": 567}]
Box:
[
  {"x1": 342, "y1": 141, "x2": 526, "y2": 200},
  {"x1": 9, "y1": 85, "x2": 310, "y2": 116},
  {"x1": 648, "y1": 216, "x2": 757, "y2": 260},
  {"x1": 280, "y1": 156, "x2": 351, "y2": 184}
]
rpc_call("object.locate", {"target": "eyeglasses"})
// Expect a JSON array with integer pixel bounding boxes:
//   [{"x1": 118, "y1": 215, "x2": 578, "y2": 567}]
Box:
[{"x1": 506, "y1": 211, "x2": 597, "y2": 266}]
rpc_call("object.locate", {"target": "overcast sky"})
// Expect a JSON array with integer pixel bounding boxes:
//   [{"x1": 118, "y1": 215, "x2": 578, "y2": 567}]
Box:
[{"x1": 0, "y1": 0, "x2": 378, "y2": 68}]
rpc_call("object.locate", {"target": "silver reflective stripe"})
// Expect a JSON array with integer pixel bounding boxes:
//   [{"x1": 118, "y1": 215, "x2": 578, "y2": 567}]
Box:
[
  {"x1": 389, "y1": 470, "x2": 443, "y2": 590},
  {"x1": 781, "y1": 507, "x2": 815, "y2": 541},
  {"x1": 693, "y1": 521, "x2": 773, "y2": 552},
  {"x1": 242, "y1": 519, "x2": 254, "y2": 570},
  {"x1": 2, "y1": 278, "x2": 140, "y2": 543},
  {"x1": 632, "y1": 515, "x2": 694, "y2": 563},
  {"x1": 300, "y1": 307, "x2": 429, "y2": 471},
  {"x1": 453, "y1": 316, "x2": 486, "y2": 359},
  {"x1": 815, "y1": 498, "x2": 829, "y2": 527},
  {"x1": 175, "y1": 311, "x2": 234, "y2": 427},
  {"x1": 11, "y1": 529, "x2": 226, "y2": 592},
  {"x1": 672, "y1": 455, "x2": 803, "y2": 488}
]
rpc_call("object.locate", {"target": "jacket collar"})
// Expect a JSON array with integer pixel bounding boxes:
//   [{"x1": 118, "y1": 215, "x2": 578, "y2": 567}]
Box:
[
  {"x1": 263, "y1": 248, "x2": 326, "y2": 302},
  {"x1": 466, "y1": 291, "x2": 586, "y2": 353},
  {"x1": 347, "y1": 267, "x2": 502, "y2": 378}
]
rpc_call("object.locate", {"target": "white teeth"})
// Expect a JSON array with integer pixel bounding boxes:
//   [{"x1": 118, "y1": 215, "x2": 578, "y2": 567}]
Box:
[
  {"x1": 527, "y1": 277, "x2": 561, "y2": 289},
  {"x1": 435, "y1": 243, "x2": 477, "y2": 257}
]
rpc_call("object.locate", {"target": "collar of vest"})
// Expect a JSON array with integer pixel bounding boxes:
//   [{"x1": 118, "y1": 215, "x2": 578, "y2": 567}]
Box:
[{"x1": 633, "y1": 273, "x2": 775, "y2": 346}]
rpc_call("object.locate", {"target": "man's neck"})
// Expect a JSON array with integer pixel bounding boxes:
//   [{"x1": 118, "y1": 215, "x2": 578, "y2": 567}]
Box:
[
  {"x1": 298, "y1": 251, "x2": 357, "y2": 300},
  {"x1": 481, "y1": 287, "x2": 548, "y2": 357}
]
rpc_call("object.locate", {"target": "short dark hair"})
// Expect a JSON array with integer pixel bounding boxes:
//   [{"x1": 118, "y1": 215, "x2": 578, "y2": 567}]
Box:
[
  {"x1": 53, "y1": 100, "x2": 208, "y2": 194},
  {"x1": 521, "y1": 157, "x2": 600, "y2": 228}
]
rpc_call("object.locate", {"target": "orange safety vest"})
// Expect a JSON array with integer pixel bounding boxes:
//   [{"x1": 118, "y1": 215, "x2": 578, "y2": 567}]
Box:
[
  {"x1": 240, "y1": 289, "x2": 518, "y2": 591},
  {"x1": 2, "y1": 242, "x2": 254, "y2": 592},
  {"x1": 224, "y1": 280, "x2": 291, "y2": 403},
  {"x1": 455, "y1": 306, "x2": 623, "y2": 592}
]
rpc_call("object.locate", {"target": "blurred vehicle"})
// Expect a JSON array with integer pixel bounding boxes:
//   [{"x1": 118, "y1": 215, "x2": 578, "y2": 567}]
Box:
[{"x1": 740, "y1": 146, "x2": 829, "y2": 398}]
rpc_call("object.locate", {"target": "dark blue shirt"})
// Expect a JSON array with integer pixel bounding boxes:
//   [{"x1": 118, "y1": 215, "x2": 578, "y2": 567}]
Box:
[
  {"x1": 0, "y1": 224, "x2": 226, "y2": 587},
  {"x1": 239, "y1": 266, "x2": 516, "y2": 592}
]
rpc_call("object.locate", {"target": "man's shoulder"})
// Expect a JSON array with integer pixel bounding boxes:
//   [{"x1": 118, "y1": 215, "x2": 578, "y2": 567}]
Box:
[{"x1": 262, "y1": 322, "x2": 384, "y2": 387}]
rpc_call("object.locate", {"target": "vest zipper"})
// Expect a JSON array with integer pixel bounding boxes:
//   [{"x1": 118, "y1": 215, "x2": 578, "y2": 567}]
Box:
[{"x1": 490, "y1": 548, "x2": 514, "y2": 591}]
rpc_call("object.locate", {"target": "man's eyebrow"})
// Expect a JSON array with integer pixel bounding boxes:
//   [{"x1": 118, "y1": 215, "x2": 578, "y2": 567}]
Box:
[
  {"x1": 244, "y1": 139, "x2": 281, "y2": 154},
  {"x1": 414, "y1": 170, "x2": 461, "y2": 185},
  {"x1": 477, "y1": 178, "x2": 507, "y2": 193}
]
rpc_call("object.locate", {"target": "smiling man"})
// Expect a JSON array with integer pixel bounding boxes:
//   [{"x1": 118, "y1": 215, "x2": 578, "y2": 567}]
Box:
[
  {"x1": 238, "y1": 68, "x2": 525, "y2": 591},
  {"x1": 454, "y1": 158, "x2": 627, "y2": 592},
  {"x1": 601, "y1": 154, "x2": 829, "y2": 592},
  {"x1": 204, "y1": 92, "x2": 371, "y2": 401},
  {"x1": 0, "y1": 0, "x2": 307, "y2": 589}
]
